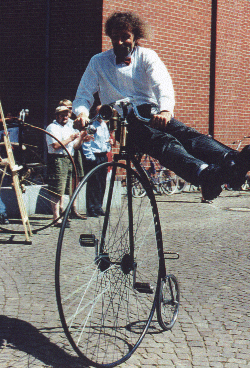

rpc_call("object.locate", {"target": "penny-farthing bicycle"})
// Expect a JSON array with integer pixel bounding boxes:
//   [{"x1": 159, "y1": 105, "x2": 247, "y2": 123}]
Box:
[{"x1": 55, "y1": 99, "x2": 180, "y2": 368}]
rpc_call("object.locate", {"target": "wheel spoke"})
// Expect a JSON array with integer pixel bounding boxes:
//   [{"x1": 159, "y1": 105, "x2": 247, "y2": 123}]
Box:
[{"x1": 55, "y1": 162, "x2": 161, "y2": 367}]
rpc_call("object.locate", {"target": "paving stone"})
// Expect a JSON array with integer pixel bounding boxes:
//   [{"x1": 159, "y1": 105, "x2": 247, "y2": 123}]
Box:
[{"x1": 1, "y1": 191, "x2": 250, "y2": 366}]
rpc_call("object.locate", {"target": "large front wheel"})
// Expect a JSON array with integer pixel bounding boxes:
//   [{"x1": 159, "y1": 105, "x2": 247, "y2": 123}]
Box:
[{"x1": 55, "y1": 161, "x2": 161, "y2": 367}]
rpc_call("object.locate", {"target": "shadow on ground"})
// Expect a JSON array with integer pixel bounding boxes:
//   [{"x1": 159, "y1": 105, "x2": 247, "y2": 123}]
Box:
[{"x1": 0, "y1": 315, "x2": 89, "y2": 368}]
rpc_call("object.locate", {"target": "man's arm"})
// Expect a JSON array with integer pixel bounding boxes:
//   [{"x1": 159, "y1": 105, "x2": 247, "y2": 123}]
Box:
[
  {"x1": 72, "y1": 57, "x2": 99, "y2": 118},
  {"x1": 72, "y1": 57, "x2": 101, "y2": 130},
  {"x1": 144, "y1": 50, "x2": 175, "y2": 130},
  {"x1": 51, "y1": 132, "x2": 79, "y2": 151}
]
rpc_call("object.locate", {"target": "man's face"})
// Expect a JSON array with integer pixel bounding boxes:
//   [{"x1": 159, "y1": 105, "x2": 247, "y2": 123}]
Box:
[
  {"x1": 56, "y1": 112, "x2": 69, "y2": 125},
  {"x1": 111, "y1": 29, "x2": 135, "y2": 59},
  {"x1": 62, "y1": 104, "x2": 73, "y2": 118},
  {"x1": 68, "y1": 107, "x2": 72, "y2": 118}
]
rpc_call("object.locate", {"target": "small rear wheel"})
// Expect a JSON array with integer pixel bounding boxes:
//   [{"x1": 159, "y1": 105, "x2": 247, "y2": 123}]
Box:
[{"x1": 156, "y1": 274, "x2": 180, "y2": 331}]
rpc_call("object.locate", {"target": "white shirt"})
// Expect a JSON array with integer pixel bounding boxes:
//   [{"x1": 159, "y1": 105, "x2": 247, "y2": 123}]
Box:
[
  {"x1": 73, "y1": 46, "x2": 175, "y2": 117},
  {"x1": 46, "y1": 120, "x2": 77, "y2": 155},
  {"x1": 82, "y1": 119, "x2": 111, "y2": 161}
]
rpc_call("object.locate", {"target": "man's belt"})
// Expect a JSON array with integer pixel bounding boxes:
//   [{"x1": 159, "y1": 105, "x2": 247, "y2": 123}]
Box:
[
  {"x1": 48, "y1": 153, "x2": 69, "y2": 158},
  {"x1": 94, "y1": 152, "x2": 107, "y2": 157}
]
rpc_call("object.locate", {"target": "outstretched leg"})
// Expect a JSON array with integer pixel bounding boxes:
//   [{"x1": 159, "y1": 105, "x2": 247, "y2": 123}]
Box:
[{"x1": 127, "y1": 116, "x2": 247, "y2": 200}]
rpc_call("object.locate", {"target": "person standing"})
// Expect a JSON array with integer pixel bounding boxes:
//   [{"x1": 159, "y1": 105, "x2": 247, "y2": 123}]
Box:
[
  {"x1": 81, "y1": 106, "x2": 111, "y2": 217},
  {"x1": 46, "y1": 106, "x2": 91, "y2": 227},
  {"x1": 58, "y1": 99, "x2": 86, "y2": 219}
]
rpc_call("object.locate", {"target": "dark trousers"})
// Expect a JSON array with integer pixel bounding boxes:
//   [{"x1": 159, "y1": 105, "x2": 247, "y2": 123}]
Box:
[
  {"x1": 128, "y1": 117, "x2": 234, "y2": 185},
  {"x1": 82, "y1": 154, "x2": 108, "y2": 213}
]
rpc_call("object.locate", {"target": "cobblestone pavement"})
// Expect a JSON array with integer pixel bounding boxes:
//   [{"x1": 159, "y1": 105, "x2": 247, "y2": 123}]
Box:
[{"x1": 0, "y1": 190, "x2": 250, "y2": 367}]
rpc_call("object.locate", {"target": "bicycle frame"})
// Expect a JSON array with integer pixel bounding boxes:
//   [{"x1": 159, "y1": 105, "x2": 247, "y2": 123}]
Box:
[{"x1": 98, "y1": 100, "x2": 167, "y2": 280}]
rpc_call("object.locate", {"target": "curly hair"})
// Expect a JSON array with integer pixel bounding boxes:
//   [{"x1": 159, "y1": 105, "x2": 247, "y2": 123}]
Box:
[{"x1": 105, "y1": 12, "x2": 148, "y2": 41}]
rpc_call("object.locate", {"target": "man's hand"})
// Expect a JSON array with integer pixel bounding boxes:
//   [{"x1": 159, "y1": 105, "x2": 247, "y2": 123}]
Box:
[
  {"x1": 69, "y1": 133, "x2": 80, "y2": 142},
  {"x1": 73, "y1": 112, "x2": 89, "y2": 131},
  {"x1": 150, "y1": 111, "x2": 172, "y2": 130},
  {"x1": 73, "y1": 130, "x2": 94, "y2": 150},
  {"x1": 80, "y1": 130, "x2": 94, "y2": 143},
  {"x1": 0, "y1": 157, "x2": 9, "y2": 166}
]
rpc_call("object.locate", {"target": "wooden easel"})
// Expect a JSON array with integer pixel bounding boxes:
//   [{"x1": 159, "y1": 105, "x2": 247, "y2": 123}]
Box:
[{"x1": 0, "y1": 101, "x2": 32, "y2": 242}]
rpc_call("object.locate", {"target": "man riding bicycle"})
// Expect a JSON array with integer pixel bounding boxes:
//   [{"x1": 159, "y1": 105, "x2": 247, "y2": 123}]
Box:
[{"x1": 72, "y1": 11, "x2": 250, "y2": 201}]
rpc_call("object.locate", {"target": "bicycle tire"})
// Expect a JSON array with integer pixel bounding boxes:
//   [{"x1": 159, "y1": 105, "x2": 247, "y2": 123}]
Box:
[
  {"x1": 131, "y1": 176, "x2": 146, "y2": 197},
  {"x1": 0, "y1": 125, "x2": 77, "y2": 234},
  {"x1": 241, "y1": 179, "x2": 250, "y2": 191},
  {"x1": 55, "y1": 161, "x2": 161, "y2": 367},
  {"x1": 176, "y1": 177, "x2": 187, "y2": 193},
  {"x1": 156, "y1": 274, "x2": 180, "y2": 331},
  {"x1": 159, "y1": 170, "x2": 178, "y2": 195}
]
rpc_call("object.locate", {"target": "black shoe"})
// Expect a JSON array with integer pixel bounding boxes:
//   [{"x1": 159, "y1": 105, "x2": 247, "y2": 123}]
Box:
[
  {"x1": 226, "y1": 146, "x2": 250, "y2": 189},
  {"x1": 87, "y1": 210, "x2": 99, "y2": 218},
  {"x1": 96, "y1": 208, "x2": 106, "y2": 216},
  {"x1": 0, "y1": 213, "x2": 9, "y2": 225},
  {"x1": 199, "y1": 164, "x2": 223, "y2": 201}
]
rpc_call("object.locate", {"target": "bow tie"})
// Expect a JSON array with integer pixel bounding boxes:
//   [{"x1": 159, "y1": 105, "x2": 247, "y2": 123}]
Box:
[{"x1": 116, "y1": 56, "x2": 131, "y2": 66}]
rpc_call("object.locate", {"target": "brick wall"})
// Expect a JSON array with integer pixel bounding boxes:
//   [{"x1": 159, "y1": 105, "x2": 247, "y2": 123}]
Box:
[
  {"x1": 102, "y1": 0, "x2": 250, "y2": 147},
  {"x1": 215, "y1": 0, "x2": 250, "y2": 147},
  {"x1": 102, "y1": 0, "x2": 212, "y2": 134},
  {"x1": 0, "y1": 1, "x2": 47, "y2": 119},
  {"x1": 49, "y1": 0, "x2": 103, "y2": 120},
  {"x1": 0, "y1": 0, "x2": 102, "y2": 128}
]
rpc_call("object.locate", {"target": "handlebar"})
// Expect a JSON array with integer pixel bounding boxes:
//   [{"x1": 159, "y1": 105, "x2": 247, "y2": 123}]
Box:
[{"x1": 98, "y1": 99, "x2": 153, "y2": 124}]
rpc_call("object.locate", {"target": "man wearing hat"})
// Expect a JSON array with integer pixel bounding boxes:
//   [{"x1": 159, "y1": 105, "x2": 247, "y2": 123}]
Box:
[
  {"x1": 46, "y1": 106, "x2": 91, "y2": 227},
  {"x1": 58, "y1": 99, "x2": 86, "y2": 219}
]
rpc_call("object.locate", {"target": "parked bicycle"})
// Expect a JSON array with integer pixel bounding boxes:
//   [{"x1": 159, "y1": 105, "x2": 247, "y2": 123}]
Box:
[
  {"x1": 131, "y1": 154, "x2": 178, "y2": 197},
  {"x1": 55, "y1": 98, "x2": 180, "y2": 368},
  {"x1": 0, "y1": 120, "x2": 77, "y2": 234}
]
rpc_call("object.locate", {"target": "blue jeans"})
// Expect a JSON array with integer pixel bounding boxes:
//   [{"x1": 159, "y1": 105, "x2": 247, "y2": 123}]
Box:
[
  {"x1": 82, "y1": 154, "x2": 108, "y2": 213},
  {"x1": 127, "y1": 116, "x2": 233, "y2": 185},
  {"x1": 0, "y1": 195, "x2": 6, "y2": 214}
]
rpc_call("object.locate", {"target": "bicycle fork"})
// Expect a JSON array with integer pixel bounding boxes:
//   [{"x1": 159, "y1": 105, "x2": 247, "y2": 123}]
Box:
[{"x1": 98, "y1": 158, "x2": 155, "y2": 294}]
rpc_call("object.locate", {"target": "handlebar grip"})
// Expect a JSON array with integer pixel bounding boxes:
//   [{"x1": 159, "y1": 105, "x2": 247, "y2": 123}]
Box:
[{"x1": 98, "y1": 105, "x2": 113, "y2": 121}]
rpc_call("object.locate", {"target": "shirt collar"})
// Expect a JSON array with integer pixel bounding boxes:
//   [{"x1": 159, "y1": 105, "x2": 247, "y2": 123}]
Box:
[{"x1": 113, "y1": 46, "x2": 136, "y2": 65}]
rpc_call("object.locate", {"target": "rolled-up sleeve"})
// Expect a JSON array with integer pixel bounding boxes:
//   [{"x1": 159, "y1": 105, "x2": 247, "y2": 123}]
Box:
[
  {"x1": 144, "y1": 51, "x2": 175, "y2": 116},
  {"x1": 46, "y1": 124, "x2": 57, "y2": 147},
  {"x1": 73, "y1": 57, "x2": 99, "y2": 117}
]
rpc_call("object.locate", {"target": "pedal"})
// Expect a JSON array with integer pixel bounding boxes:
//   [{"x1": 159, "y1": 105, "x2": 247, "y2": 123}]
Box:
[
  {"x1": 163, "y1": 251, "x2": 179, "y2": 260},
  {"x1": 79, "y1": 234, "x2": 97, "y2": 247},
  {"x1": 134, "y1": 282, "x2": 154, "y2": 294}
]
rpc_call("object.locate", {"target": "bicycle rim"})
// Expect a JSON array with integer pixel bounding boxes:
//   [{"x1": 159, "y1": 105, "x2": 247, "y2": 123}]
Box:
[
  {"x1": 160, "y1": 170, "x2": 178, "y2": 195},
  {"x1": 156, "y1": 274, "x2": 180, "y2": 331},
  {"x1": 55, "y1": 162, "x2": 161, "y2": 367},
  {"x1": 131, "y1": 176, "x2": 146, "y2": 197}
]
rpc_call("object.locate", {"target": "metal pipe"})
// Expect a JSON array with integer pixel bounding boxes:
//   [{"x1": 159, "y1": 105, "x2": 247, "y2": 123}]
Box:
[
  {"x1": 209, "y1": 0, "x2": 217, "y2": 137},
  {"x1": 43, "y1": 0, "x2": 50, "y2": 165}
]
